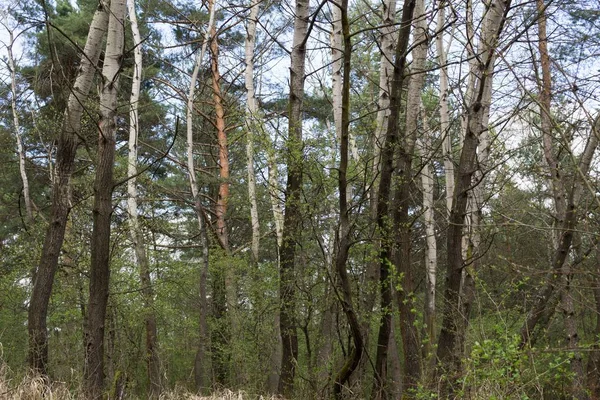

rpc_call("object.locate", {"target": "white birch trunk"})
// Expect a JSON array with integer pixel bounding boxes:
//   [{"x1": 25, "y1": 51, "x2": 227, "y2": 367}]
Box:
[
  {"x1": 244, "y1": 0, "x2": 261, "y2": 262},
  {"x1": 126, "y1": 0, "x2": 162, "y2": 396},
  {"x1": 7, "y1": 33, "x2": 33, "y2": 223},
  {"x1": 436, "y1": 0, "x2": 454, "y2": 214},
  {"x1": 185, "y1": 0, "x2": 216, "y2": 392},
  {"x1": 372, "y1": 0, "x2": 397, "y2": 188}
]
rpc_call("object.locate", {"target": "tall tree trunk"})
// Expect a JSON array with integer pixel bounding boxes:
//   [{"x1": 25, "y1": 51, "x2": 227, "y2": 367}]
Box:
[
  {"x1": 244, "y1": 0, "x2": 261, "y2": 263},
  {"x1": 126, "y1": 0, "x2": 161, "y2": 396},
  {"x1": 417, "y1": 110, "x2": 437, "y2": 367},
  {"x1": 210, "y1": 25, "x2": 242, "y2": 386},
  {"x1": 278, "y1": 0, "x2": 308, "y2": 395},
  {"x1": 372, "y1": 0, "x2": 416, "y2": 397},
  {"x1": 332, "y1": 1, "x2": 363, "y2": 398},
  {"x1": 7, "y1": 32, "x2": 33, "y2": 224},
  {"x1": 212, "y1": 30, "x2": 229, "y2": 251},
  {"x1": 587, "y1": 246, "x2": 600, "y2": 398},
  {"x1": 364, "y1": 0, "x2": 397, "y2": 349},
  {"x1": 436, "y1": 0, "x2": 454, "y2": 214},
  {"x1": 393, "y1": 0, "x2": 429, "y2": 393},
  {"x1": 84, "y1": 0, "x2": 126, "y2": 396},
  {"x1": 436, "y1": 0, "x2": 512, "y2": 395},
  {"x1": 28, "y1": 0, "x2": 109, "y2": 376},
  {"x1": 185, "y1": 0, "x2": 215, "y2": 392}
]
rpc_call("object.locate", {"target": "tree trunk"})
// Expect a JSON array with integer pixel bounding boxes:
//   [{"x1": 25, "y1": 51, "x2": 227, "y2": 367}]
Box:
[
  {"x1": 185, "y1": 0, "x2": 215, "y2": 391},
  {"x1": 332, "y1": 1, "x2": 363, "y2": 398},
  {"x1": 587, "y1": 246, "x2": 600, "y2": 399},
  {"x1": 84, "y1": 0, "x2": 126, "y2": 396},
  {"x1": 278, "y1": 0, "x2": 309, "y2": 395},
  {"x1": 436, "y1": 0, "x2": 512, "y2": 395},
  {"x1": 417, "y1": 111, "x2": 437, "y2": 364},
  {"x1": 244, "y1": 0, "x2": 261, "y2": 263},
  {"x1": 28, "y1": 0, "x2": 109, "y2": 376},
  {"x1": 7, "y1": 31, "x2": 33, "y2": 224},
  {"x1": 436, "y1": 0, "x2": 454, "y2": 214},
  {"x1": 393, "y1": 0, "x2": 429, "y2": 393},
  {"x1": 372, "y1": 0, "x2": 416, "y2": 397},
  {"x1": 126, "y1": 0, "x2": 161, "y2": 396},
  {"x1": 519, "y1": 0, "x2": 600, "y2": 354}
]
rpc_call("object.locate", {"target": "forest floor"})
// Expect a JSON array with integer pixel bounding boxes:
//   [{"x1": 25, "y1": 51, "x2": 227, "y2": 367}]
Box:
[{"x1": 0, "y1": 370, "x2": 271, "y2": 400}]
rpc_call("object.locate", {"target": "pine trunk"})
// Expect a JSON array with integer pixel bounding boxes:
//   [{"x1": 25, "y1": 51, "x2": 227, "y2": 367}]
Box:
[{"x1": 28, "y1": 0, "x2": 109, "y2": 376}]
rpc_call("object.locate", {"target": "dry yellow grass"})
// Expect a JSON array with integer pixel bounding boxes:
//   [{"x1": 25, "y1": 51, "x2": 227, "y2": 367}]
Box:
[{"x1": 0, "y1": 366, "x2": 277, "y2": 400}]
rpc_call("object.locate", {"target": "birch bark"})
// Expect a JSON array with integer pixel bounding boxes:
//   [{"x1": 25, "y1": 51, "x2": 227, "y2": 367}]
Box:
[
  {"x1": 126, "y1": 0, "x2": 162, "y2": 396},
  {"x1": 84, "y1": 0, "x2": 126, "y2": 395},
  {"x1": 185, "y1": 0, "x2": 216, "y2": 392},
  {"x1": 244, "y1": 0, "x2": 261, "y2": 262},
  {"x1": 279, "y1": 0, "x2": 309, "y2": 394},
  {"x1": 6, "y1": 32, "x2": 33, "y2": 224},
  {"x1": 436, "y1": 0, "x2": 512, "y2": 395}
]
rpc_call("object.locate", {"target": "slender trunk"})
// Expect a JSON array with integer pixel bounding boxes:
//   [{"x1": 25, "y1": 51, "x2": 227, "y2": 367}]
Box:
[
  {"x1": 278, "y1": 0, "x2": 309, "y2": 395},
  {"x1": 212, "y1": 30, "x2": 229, "y2": 251},
  {"x1": 126, "y1": 0, "x2": 161, "y2": 396},
  {"x1": 360, "y1": 0, "x2": 397, "y2": 383},
  {"x1": 436, "y1": 0, "x2": 454, "y2": 214},
  {"x1": 393, "y1": 0, "x2": 429, "y2": 392},
  {"x1": 244, "y1": 0, "x2": 261, "y2": 263},
  {"x1": 417, "y1": 110, "x2": 437, "y2": 366},
  {"x1": 7, "y1": 33, "x2": 33, "y2": 224},
  {"x1": 266, "y1": 144, "x2": 283, "y2": 393},
  {"x1": 28, "y1": 0, "x2": 109, "y2": 376},
  {"x1": 586, "y1": 247, "x2": 600, "y2": 398},
  {"x1": 84, "y1": 0, "x2": 126, "y2": 396},
  {"x1": 436, "y1": 0, "x2": 512, "y2": 395},
  {"x1": 332, "y1": 1, "x2": 363, "y2": 398},
  {"x1": 561, "y1": 256, "x2": 587, "y2": 399},
  {"x1": 519, "y1": 1, "x2": 600, "y2": 352},
  {"x1": 371, "y1": 0, "x2": 397, "y2": 198},
  {"x1": 185, "y1": 0, "x2": 215, "y2": 391},
  {"x1": 372, "y1": 0, "x2": 416, "y2": 398}
]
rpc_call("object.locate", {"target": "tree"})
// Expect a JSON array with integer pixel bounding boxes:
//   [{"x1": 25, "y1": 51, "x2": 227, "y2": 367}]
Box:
[
  {"x1": 84, "y1": 0, "x2": 126, "y2": 395},
  {"x1": 125, "y1": 0, "x2": 162, "y2": 395},
  {"x1": 436, "y1": 0, "x2": 513, "y2": 394},
  {"x1": 28, "y1": 0, "x2": 109, "y2": 376},
  {"x1": 278, "y1": 0, "x2": 309, "y2": 394}
]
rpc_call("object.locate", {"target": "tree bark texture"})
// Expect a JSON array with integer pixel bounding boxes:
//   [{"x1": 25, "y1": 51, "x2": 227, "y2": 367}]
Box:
[
  {"x1": 84, "y1": 0, "x2": 126, "y2": 396},
  {"x1": 392, "y1": 0, "x2": 429, "y2": 392},
  {"x1": 436, "y1": 0, "x2": 454, "y2": 214},
  {"x1": 184, "y1": 0, "x2": 215, "y2": 391},
  {"x1": 278, "y1": 0, "x2": 308, "y2": 395},
  {"x1": 28, "y1": 0, "x2": 109, "y2": 376},
  {"x1": 436, "y1": 0, "x2": 512, "y2": 395},
  {"x1": 332, "y1": 1, "x2": 363, "y2": 398},
  {"x1": 244, "y1": 0, "x2": 261, "y2": 263},
  {"x1": 126, "y1": 0, "x2": 162, "y2": 396},
  {"x1": 7, "y1": 31, "x2": 33, "y2": 224},
  {"x1": 372, "y1": 0, "x2": 416, "y2": 397}
]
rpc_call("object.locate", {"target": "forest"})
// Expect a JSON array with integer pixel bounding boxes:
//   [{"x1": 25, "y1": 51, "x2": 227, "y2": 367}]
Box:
[{"x1": 0, "y1": 0, "x2": 599, "y2": 398}]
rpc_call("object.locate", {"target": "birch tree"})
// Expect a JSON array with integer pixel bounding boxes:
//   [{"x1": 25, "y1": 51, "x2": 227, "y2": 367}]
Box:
[
  {"x1": 84, "y1": 0, "x2": 126, "y2": 395},
  {"x1": 5, "y1": 28, "x2": 33, "y2": 225},
  {"x1": 126, "y1": 0, "x2": 162, "y2": 395},
  {"x1": 244, "y1": 0, "x2": 261, "y2": 263},
  {"x1": 436, "y1": 0, "x2": 512, "y2": 394},
  {"x1": 185, "y1": 0, "x2": 215, "y2": 391},
  {"x1": 279, "y1": 0, "x2": 309, "y2": 394}
]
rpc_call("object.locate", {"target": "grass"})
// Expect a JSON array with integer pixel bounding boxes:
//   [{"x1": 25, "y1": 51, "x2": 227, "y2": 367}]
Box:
[{"x1": 0, "y1": 365, "x2": 278, "y2": 400}]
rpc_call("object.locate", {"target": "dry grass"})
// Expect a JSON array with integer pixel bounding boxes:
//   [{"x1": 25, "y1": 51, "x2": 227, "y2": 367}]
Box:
[{"x1": 0, "y1": 366, "x2": 278, "y2": 400}]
